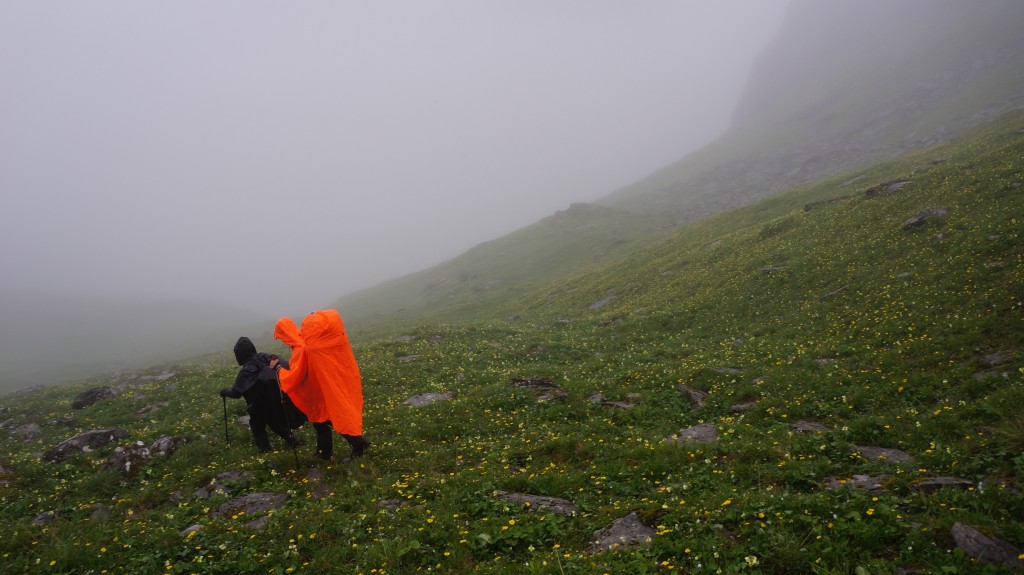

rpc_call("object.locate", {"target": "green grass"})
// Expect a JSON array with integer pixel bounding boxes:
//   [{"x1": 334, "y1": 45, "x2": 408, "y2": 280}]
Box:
[{"x1": 1, "y1": 112, "x2": 1023, "y2": 574}]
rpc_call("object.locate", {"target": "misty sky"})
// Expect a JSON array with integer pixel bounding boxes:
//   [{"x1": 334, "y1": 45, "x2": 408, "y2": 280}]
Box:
[{"x1": 1, "y1": 1, "x2": 789, "y2": 315}]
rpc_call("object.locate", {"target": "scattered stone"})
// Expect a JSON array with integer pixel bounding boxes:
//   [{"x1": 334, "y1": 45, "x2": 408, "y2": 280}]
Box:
[
  {"x1": 303, "y1": 467, "x2": 334, "y2": 499},
  {"x1": 730, "y1": 400, "x2": 757, "y2": 413},
  {"x1": 984, "y1": 260, "x2": 1004, "y2": 268},
  {"x1": 0, "y1": 407, "x2": 8, "y2": 415},
  {"x1": 819, "y1": 285, "x2": 850, "y2": 300},
  {"x1": 428, "y1": 335, "x2": 445, "y2": 346},
  {"x1": 43, "y1": 428, "x2": 130, "y2": 463},
  {"x1": 194, "y1": 471, "x2": 254, "y2": 499},
  {"x1": 824, "y1": 474, "x2": 891, "y2": 492},
  {"x1": 511, "y1": 377, "x2": 567, "y2": 402},
  {"x1": 804, "y1": 194, "x2": 852, "y2": 212},
  {"x1": 589, "y1": 296, "x2": 616, "y2": 311},
  {"x1": 982, "y1": 350, "x2": 1015, "y2": 367},
  {"x1": 902, "y1": 207, "x2": 948, "y2": 230},
  {"x1": 149, "y1": 435, "x2": 187, "y2": 457},
  {"x1": 853, "y1": 445, "x2": 915, "y2": 464},
  {"x1": 951, "y1": 522, "x2": 1024, "y2": 569},
  {"x1": 495, "y1": 490, "x2": 577, "y2": 516},
  {"x1": 11, "y1": 423, "x2": 42, "y2": 440},
  {"x1": 378, "y1": 499, "x2": 408, "y2": 511},
  {"x1": 102, "y1": 442, "x2": 151, "y2": 476},
  {"x1": 32, "y1": 511, "x2": 58, "y2": 526},
  {"x1": 404, "y1": 391, "x2": 456, "y2": 407},
  {"x1": 911, "y1": 477, "x2": 975, "y2": 493},
  {"x1": 587, "y1": 512, "x2": 656, "y2": 554},
  {"x1": 762, "y1": 266, "x2": 787, "y2": 273},
  {"x1": 89, "y1": 503, "x2": 111, "y2": 523},
  {"x1": 676, "y1": 385, "x2": 707, "y2": 408},
  {"x1": 245, "y1": 516, "x2": 272, "y2": 529},
  {"x1": 140, "y1": 372, "x2": 175, "y2": 382},
  {"x1": 181, "y1": 524, "x2": 204, "y2": 536},
  {"x1": 212, "y1": 492, "x2": 289, "y2": 519},
  {"x1": 791, "y1": 421, "x2": 830, "y2": 433},
  {"x1": 665, "y1": 423, "x2": 718, "y2": 445},
  {"x1": 588, "y1": 393, "x2": 639, "y2": 410},
  {"x1": 44, "y1": 415, "x2": 75, "y2": 427},
  {"x1": 136, "y1": 401, "x2": 170, "y2": 415},
  {"x1": 398, "y1": 355, "x2": 420, "y2": 363},
  {"x1": 237, "y1": 415, "x2": 251, "y2": 428},
  {"x1": 0, "y1": 463, "x2": 16, "y2": 487},
  {"x1": 865, "y1": 179, "x2": 912, "y2": 197},
  {"x1": 528, "y1": 346, "x2": 547, "y2": 355},
  {"x1": 71, "y1": 386, "x2": 116, "y2": 409},
  {"x1": 394, "y1": 335, "x2": 415, "y2": 342}
]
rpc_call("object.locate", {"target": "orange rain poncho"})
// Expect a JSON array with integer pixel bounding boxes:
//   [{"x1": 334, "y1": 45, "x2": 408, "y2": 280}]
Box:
[{"x1": 273, "y1": 309, "x2": 363, "y2": 436}]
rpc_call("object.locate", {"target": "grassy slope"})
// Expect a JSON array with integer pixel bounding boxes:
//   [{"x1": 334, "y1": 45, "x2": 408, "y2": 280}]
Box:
[
  {"x1": 1, "y1": 112, "x2": 1021, "y2": 574},
  {"x1": 333, "y1": 202, "x2": 663, "y2": 340}
]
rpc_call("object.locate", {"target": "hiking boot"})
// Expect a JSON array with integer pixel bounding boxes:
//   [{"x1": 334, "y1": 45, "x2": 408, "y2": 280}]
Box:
[{"x1": 348, "y1": 436, "x2": 370, "y2": 457}]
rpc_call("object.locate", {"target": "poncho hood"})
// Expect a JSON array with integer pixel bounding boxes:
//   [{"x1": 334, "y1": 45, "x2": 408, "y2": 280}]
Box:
[{"x1": 233, "y1": 337, "x2": 258, "y2": 366}]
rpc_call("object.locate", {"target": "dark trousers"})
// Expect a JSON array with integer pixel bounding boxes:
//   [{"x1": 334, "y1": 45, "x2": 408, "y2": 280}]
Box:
[{"x1": 312, "y1": 421, "x2": 369, "y2": 459}]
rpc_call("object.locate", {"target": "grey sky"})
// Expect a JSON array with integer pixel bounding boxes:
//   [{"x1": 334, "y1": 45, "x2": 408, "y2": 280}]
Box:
[{"x1": 1, "y1": 1, "x2": 789, "y2": 315}]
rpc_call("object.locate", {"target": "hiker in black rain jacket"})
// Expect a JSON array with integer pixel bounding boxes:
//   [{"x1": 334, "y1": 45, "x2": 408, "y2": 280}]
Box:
[{"x1": 220, "y1": 337, "x2": 307, "y2": 452}]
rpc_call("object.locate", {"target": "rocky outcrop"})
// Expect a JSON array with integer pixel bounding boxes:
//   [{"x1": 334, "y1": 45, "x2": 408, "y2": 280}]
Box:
[{"x1": 43, "y1": 429, "x2": 129, "y2": 463}]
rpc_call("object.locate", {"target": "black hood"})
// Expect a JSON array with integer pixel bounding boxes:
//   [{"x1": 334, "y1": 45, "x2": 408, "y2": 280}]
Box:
[{"x1": 233, "y1": 337, "x2": 257, "y2": 366}]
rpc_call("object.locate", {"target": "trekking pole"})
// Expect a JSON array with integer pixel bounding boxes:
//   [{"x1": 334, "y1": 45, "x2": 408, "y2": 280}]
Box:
[
  {"x1": 222, "y1": 396, "x2": 230, "y2": 444},
  {"x1": 272, "y1": 359, "x2": 300, "y2": 468}
]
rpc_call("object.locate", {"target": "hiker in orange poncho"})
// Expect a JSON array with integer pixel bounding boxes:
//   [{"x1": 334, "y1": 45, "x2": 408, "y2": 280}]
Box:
[{"x1": 269, "y1": 309, "x2": 369, "y2": 460}]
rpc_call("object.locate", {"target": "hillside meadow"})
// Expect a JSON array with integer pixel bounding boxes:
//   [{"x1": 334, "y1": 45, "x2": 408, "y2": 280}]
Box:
[{"x1": 1, "y1": 112, "x2": 1023, "y2": 574}]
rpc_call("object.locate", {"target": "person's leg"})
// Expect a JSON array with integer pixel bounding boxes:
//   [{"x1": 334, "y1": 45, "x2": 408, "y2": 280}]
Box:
[
  {"x1": 313, "y1": 421, "x2": 333, "y2": 460},
  {"x1": 342, "y1": 434, "x2": 370, "y2": 457},
  {"x1": 248, "y1": 406, "x2": 271, "y2": 452}
]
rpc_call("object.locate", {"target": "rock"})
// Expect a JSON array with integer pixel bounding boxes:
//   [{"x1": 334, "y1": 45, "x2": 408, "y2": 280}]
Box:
[
  {"x1": 587, "y1": 512, "x2": 656, "y2": 553},
  {"x1": 149, "y1": 435, "x2": 187, "y2": 457},
  {"x1": 494, "y1": 490, "x2": 577, "y2": 516},
  {"x1": 140, "y1": 372, "x2": 175, "y2": 382},
  {"x1": 853, "y1": 445, "x2": 914, "y2": 464},
  {"x1": 762, "y1": 266, "x2": 787, "y2": 273},
  {"x1": 865, "y1": 180, "x2": 912, "y2": 197},
  {"x1": 403, "y1": 391, "x2": 456, "y2": 407},
  {"x1": 902, "y1": 207, "x2": 948, "y2": 230},
  {"x1": 89, "y1": 503, "x2": 111, "y2": 523},
  {"x1": 982, "y1": 349, "x2": 1015, "y2": 367},
  {"x1": 11, "y1": 423, "x2": 42, "y2": 440},
  {"x1": 71, "y1": 386, "x2": 116, "y2": 409},
  {"x1": 212, "y1": 492, "x2": 289, "y2": 519},
  {"x1": 237, "y1": 415, "x2": 251, "y2": 427},
  {"x1": 102, "y1": 442, "x2": 151, "y2": 475},
  {"x1": 398, "y1": 355, "x2": 420, "y2": 362},
  {"x1": 819, "y1": 285, "x2": 850, "y2": 300},
  {"x1": 0, "y1": 463, "x2": 16, "y2": 487},
  {"x1": 588, "y1": 393, "x2": 638, "y2": 410},
  {"x1": 378, "y1": 499, "x2": 408, "y2": 511},
  {"x1": 193, "y1": 471, "x2": 254, "y2": 499},
  {"x1": 824, "y1": 474, "x2": 891, "y2": 492},
  {"x1": 791, "y1": 421, "x2": 830, "y2": 433},
  {"x1": 951, "y1": 522, "x2": 1024, "y2": 568},
  {"x1": 589, "y1": 296, "x2": 616, "y2": 311},
  {"x1": 245, "y1": 516, "x2": 272, "y2": 529},
  {"x1": 676, "y1": 385, "x2": 708, "y2": 408},
  {"x1": 665, "y1": 423, "x2": 718, "y2": 445},
  {"x1": 181, "y1": 524, "x2": 203, "y2": 536},
  {"x1": 510, "y1": 377, "x2": 567, "y2": 402},
  {"x1": 32, "y1": 511, "x2": 57, "y2": 526},
  {"x1": 804, "y1": 194, "x2": 852, "y2": 212},
  {"x1": 43, "y1": 428, "x2": 130, "y2": 463},
  {"x1": 730, "y1": 400, "x2": 757, "y2": 413},
  {"x1": 911, "y1": 477, "x2": 975, "y2": 493}
]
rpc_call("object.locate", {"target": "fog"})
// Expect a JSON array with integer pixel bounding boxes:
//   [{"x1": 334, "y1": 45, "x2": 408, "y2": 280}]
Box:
[{"x1": 0, "y1": 1, "x2": 788, "y2": 314}]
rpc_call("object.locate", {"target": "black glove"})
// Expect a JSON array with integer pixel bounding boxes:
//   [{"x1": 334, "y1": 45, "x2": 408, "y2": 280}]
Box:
[{"x1": 219, "y1": 388, "x2": 231, "y2": 397}]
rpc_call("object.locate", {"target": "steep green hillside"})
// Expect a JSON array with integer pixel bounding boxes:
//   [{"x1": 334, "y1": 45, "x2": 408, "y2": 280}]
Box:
[
  {"x1": 334, "y1": 203, "x2": 662, "y2": 338},
  {"x1": 1, "y1": 111, "x2": 1021, "y2": 574}
]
